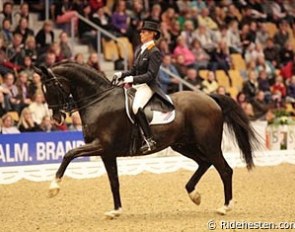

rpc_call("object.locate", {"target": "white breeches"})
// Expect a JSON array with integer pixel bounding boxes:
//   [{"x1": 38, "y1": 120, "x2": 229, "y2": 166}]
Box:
[{"x1": 132, "y1": 84, "x2": 153, "y2": 114}]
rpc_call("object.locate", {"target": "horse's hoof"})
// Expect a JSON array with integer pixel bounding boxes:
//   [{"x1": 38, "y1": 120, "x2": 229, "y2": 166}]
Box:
[
  {"x1": 48, "y1": 179, "x2": 61, "y2": 198},
  {"x1": 104, "y1": 208, "x2": 123, "y2": 219},
  {"x1": 48, "y1": 188, "x2": 60, "y2": 198},
  {"x1": 216, "y1": 206, "x2": 227, "y2": 215},
  {"x1": 189, "y1": 189, "x2": 201, "y2": 205},
  {"x1": 216, "y1": 200, "x2": 234, "y2": 215}
]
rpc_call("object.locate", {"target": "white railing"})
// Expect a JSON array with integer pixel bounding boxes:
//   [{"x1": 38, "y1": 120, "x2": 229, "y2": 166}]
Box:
[
  {"x1": 71, "y1": 13, "x2": 128, "y2": 70},
  {"x1": 160, "y1": 67, "x2": 196, "y2": 91}
]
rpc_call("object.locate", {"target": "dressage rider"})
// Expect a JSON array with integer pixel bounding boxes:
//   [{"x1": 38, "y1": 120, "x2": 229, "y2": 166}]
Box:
[{"x1": 114, "y1": 19, "x2": 172, "y2": 154}]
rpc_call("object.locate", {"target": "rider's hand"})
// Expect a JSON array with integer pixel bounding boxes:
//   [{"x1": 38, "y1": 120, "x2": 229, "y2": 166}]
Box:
[
  {"x1": 123, "y1": 76, "x2": 134, "y2": 83},
  {"x1": 113, "y1": 72, "x2": 122, "y2": 80}
]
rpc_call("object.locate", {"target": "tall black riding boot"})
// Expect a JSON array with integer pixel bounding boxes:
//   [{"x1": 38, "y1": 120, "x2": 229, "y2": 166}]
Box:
[{"x1": 135, "y1": 108, "x2": 156, "y2": 154}]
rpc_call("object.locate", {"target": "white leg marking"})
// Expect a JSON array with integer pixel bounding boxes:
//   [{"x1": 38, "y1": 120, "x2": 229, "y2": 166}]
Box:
[
  {"x1": 216, "y1": 200, "x2": 234, "y2": 215},
  {"x1": 104, "y1": 208, "x2": 123, "y2": 219},
  {"x1": 48, "y1": 178, "x2": 61, "y2": 198}
]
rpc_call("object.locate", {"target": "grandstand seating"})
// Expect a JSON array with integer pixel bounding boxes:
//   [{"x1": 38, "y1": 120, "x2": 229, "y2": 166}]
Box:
[
  {"x1": 230, "y1": 53, "x2": 246, "y2": 71},
  {"x1": 215, "y1": 70, "x2": 231, "y2": 89}
]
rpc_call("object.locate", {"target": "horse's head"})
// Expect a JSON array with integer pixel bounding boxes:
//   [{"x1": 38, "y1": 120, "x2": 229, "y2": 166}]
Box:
[{"x1": 34, "y1": 65, "x2": 70, "y2": 125}]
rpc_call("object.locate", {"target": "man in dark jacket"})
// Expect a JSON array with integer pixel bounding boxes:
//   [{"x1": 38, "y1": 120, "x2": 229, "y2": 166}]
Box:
[{"x1": 113, "y1": 20, "x2": 170, "y2": 154}]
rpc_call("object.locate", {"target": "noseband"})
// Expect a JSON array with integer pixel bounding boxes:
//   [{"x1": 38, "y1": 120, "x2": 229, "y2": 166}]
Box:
[{"x1": 42, "y1": 72, "x2": 71, "y2": 112}]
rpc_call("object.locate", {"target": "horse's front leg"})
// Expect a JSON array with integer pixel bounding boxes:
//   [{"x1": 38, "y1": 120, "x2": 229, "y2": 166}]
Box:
[
  {"x1": 102, "y1": 157, "x2": 123, "y2": 219},
  {"x1": 49, "y1": 140, "x2": 103, "y2": 197}
]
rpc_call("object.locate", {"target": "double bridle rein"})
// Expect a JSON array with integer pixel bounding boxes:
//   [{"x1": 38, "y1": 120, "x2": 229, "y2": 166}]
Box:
[{"x1": 43, "y1": 72, "x2": 116, "y2": 114}]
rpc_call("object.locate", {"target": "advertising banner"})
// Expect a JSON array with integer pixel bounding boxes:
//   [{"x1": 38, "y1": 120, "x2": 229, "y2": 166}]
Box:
[{"x1": 0, "y1": 131, "x2": 87, "y2": 167}]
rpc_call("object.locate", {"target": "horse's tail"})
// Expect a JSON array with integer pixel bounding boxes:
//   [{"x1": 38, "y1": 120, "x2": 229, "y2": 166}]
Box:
[{"x1": 210, "y1": 94, "x2": 259, "y2": 170}]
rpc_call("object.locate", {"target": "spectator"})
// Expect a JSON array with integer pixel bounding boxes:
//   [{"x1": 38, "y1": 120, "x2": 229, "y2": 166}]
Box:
[
  {"x1": 146, "y1": 4, "x2": 161, "y2": 22},
  {"x1": 21, "y1": 56, "x2": 35, "y2": 80},
  {"x1": 1, "y1": 72, "x2": 22, "y2": 113},
  {"x1": 273, "y1": 20, "x2": 289, "y2": 50},
  {"x1": 87, "y1": 52, "x2": 101, "y2": 72},
  {"x1": 263, "y1": 38, "x2": 280, "y2": 68},
  {"x1": 0, "y1": 90, "x2": 11, "y2": 117},
  {"x1": 180, "y1": 20, "x2": 195, "y2": 48},
  {"x1": 184, "y1": 67, "x2": 203, "y2": 90},
  {"x1": 68, "y1": 112, "x2": 82, "y2": 131},
  {"x1": 14, "y1": 3, "x2": 31, "y2": 28},
  {"x1": 89, "y1": 0, "x2": 106, "y2": 12},
  {"x1": 201, "y1": 71, "x2": 219, "y2": 94},
  {"x1": 173, "y1": 35, "x2": 196, "y2": 68},
  {"x1": 174, "y1": 54, "x2": 188, "y2": 78},
  {"x1": 111, "y1": 0, "x2": 130, "y2": 36},
  {"x1": 161, "y1": 7, "x2": 177, "y2": 32},
  {"x1": 197, "y1": 7, "x2": 218, "y2": 30},
  {"x1": 14, "y1": 17, "x2": 34, "y2": 44},
  {"x1": 255, "y1": 23, "x2": 270, "y2": 46},
  {"x1": 78, "y1": 4, "x2": 97, "y2": 50},
  {"x1": 16, "y1": 71, "x2": 31, "y2": 109},
  {"x1": 158, "y1": 38, "x2": 170, "y2": 56},
  {"x1": 257, "y1": 69, "x2": 272, "y2": 102},
  {"x1": 39, "y1": 51, "x2": 56, "y2": 68},
  {"x1": 256, "y1": 55, "x2": 275, "y2": 78},
  {"x1": 28, "y1": 72, "x2": 42, "y2": 98},
  {"x1": 24, "y1": 36, "x2": 38, "y2": 63},
  {"x1": 216, "y1": 85, "x2": 230, "y2": 96},
  {"x1": 236, "y1": 91, "x2": 248, "y2": 109},
  {"x1": 208, "y1": 41, "x2": 231, "y2": 85},
  {"x1": 48, "y1": 42, "x2": 64, "y2": 62},
  {"x1": 28, "y1": 92, "x2": 50, "y2": 125},
  {"x1": 211, "y1": 6, "x2": 225, "y2": 28},
  {"x1": 35, "y1": 20, "x2": 54, "y2": 56},
  {"x1": 74, "y1": 53, "x2": 85, "y2": 65},
  {"x1": 0, "y1": 36, "x2": 17, "y2": 75},
  {"x1": 59, "y1": 32, "x2": 72, "y2": 59},
  {"x1": 18, "y1": 107, "x2": 41, "y2": 132},
  {"x1": 193, "y1": 23, "x2": 216, "y2": 53},
  {"x1": 286, "y1": 75, "x2": 295, "y2": 103},
  {"x1": 0, "y1": 18, "x2": 13, "y2": 48},
  {"x1": 191, "y1": 38, "x2": 210, "y2": 70},
  {"x1": 167, "y1": 20, "x2": 181, "y2": 51},
  {"x1": 250, "y1": 90, "x2": 270, "y2": 120},
  {"x1": 279, "y1": 41, "x2": 294, "y2": 67},
  {"x1": 39, "y1": 115, "x2": 56, "y2": 132},
  {"x1": 242, "y1": 70, "x2": 258, "y2": 101},
  {"x1": 51, "y1": 0, "x2": 78, "y2": 31},
  {"x1": 0, "y1": 2, "x2": 15, "y2": 28},
  {"x1": 92, "y1": 7, "x2": 114, "y2": 39},
  {"x1": 272, "y1": 74, "x2": 286, "y2": 99},
  {"x1": 159, "y1": 54, "x2": 180, "y2": 93},
  {"x1": 228, "y1": 20, "x2": 243, "y2": 54},
  {"x1": 0, "y1": 113, "x2": 20, "y2": 134},
  {"x1": 6, "y1": 32, "x2": 25, "y2": 67},
  {"x1": 224, "y1": 4, "x2": 240, "y2": 25}
]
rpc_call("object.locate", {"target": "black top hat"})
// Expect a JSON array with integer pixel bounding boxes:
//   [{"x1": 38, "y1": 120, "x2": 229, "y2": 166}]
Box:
[{"x1": 141, "y1": 20, "x2": 161, "y2": 40}]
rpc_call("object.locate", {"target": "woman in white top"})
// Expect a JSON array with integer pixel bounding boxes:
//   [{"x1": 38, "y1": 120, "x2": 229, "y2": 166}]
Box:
[
  {"x1": 0, "y1": 113, "x2": 20, "y2": 134},
  {"x1": 28, "y1": 92, "x2": 50, "y2": 125}
]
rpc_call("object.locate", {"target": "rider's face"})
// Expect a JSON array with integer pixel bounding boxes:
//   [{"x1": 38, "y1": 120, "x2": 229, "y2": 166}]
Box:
[{"x1": 140, "y1": 30, "x2": 155, "y2": 43}]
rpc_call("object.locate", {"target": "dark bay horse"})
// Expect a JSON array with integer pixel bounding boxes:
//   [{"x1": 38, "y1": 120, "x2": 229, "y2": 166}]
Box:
[{"x1": 35, "y1": 62, "x2": 259, "y2": 218}]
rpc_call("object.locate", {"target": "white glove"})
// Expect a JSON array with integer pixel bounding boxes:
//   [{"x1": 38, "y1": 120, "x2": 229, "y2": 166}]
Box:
[
  {"x1": 113, "y1": 72, "x2": 122, "y2": 80},
  {"x1": 123, "y1": 76, "x2": 134, "y2": 83}
]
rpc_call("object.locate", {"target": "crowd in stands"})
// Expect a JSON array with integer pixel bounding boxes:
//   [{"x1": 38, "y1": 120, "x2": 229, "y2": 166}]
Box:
[{"x1": 0, "y1": 0, "x2": 295, "y2": 134}]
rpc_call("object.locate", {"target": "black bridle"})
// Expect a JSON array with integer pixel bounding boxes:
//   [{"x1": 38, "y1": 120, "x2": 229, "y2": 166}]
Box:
[{"x1": 42, "y1": 73, "x2": 117, "y2": 114}]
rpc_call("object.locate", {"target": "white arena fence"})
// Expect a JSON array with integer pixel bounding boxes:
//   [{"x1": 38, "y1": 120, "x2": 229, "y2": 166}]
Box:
[{"x1": 0, "y1": 121, "x2": 294, "y2": 184}]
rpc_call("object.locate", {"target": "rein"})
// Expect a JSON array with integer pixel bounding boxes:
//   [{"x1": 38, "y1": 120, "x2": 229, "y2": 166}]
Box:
[{"x1": 43, "y1": 74, "x2": 117, "y2": 113}]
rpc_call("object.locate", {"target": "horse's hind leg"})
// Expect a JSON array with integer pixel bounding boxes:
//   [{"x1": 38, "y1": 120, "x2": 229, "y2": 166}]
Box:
[
  {"x1": 210, "y1": 151, "x2": 234, "y2": 215},
  {"x1": 171, "y1": 145, "x2": 211, "y2": 206}
]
